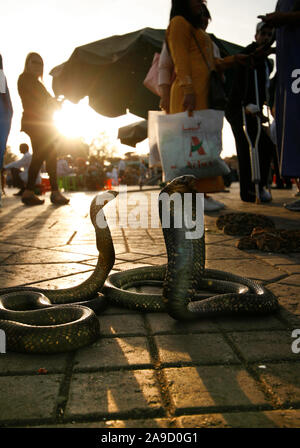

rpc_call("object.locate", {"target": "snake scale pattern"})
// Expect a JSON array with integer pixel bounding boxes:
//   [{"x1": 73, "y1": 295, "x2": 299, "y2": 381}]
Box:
[{"x1": 0, "y1": 176, "x2": 279, "y2": 353}]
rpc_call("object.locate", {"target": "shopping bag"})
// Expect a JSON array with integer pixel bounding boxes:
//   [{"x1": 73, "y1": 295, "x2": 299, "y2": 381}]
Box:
[
  {"x1": 155, "y1": 110, "x2": 230, "y2": 182},
  {"x1": 148, "y1": 110, "x2": 163, "y2": 168},
  {"x1": 143, "y1": 53, "x2": 161, "y2": 97}
]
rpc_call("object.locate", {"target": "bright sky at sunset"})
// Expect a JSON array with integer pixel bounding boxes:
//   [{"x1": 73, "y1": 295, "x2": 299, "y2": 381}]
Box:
[{"x1": 1, "y1": 0, "x2": 277, "y2": 158}]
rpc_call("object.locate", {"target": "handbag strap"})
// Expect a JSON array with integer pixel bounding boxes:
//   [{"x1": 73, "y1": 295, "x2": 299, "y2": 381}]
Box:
[{"x1": 191, "y1": 31, "x2": 212, "y2": 72}]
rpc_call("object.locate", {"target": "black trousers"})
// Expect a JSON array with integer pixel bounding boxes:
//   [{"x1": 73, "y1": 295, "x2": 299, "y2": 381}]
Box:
[
  {"x1": 227, "y1": 113, "x2": 274, "y2": 202},
  {"x1": 26, "y1": 126, "x2": 58, "y2": 191},
  {"x1": 10, "y1": 168, "x2": 25, "y2": 189}
]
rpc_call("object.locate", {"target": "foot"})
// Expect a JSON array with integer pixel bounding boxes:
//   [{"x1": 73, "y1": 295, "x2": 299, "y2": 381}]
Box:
[
  {"x1": 259, "y1": 188, "x2": 272, "y2": 203},
  {"x1": 204, "y1": 197, "x2": 225, "y2": 212},
  {"x1": 50, "y1": 191, "x2": 70, "y2": 205},
  {"x1": 22, "y1": 190, "x2": 45, "y2": 206},
  {"x1": 13, "y1": 189, "x2": 25, "y2": 196},
  {"x1": 284, "y1": 199, "x2": 300, "y2": 211}
]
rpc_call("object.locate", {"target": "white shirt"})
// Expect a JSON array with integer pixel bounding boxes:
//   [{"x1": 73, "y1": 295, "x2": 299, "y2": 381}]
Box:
[{"x1": 5, "y1": 151, "x2": 41, "y2": 184}]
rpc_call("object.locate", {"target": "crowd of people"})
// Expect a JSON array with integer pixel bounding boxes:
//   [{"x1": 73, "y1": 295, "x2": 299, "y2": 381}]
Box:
[
  {"x1": 158, "y1": 0, "x2": 300, "y2": 212},
  {"x1": 0, "y1": 0, "x2": 299, "y2": 213}
]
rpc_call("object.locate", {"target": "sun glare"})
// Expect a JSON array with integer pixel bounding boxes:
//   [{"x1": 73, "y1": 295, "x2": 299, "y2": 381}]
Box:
[{"x1": 53, "y1": 97, "x2": 114, "y2": 144}]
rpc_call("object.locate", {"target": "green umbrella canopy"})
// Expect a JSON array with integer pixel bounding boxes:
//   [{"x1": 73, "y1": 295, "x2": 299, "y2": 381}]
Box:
[{"x1": 50, "y1": 28, "x2": 243, "y2": 119}]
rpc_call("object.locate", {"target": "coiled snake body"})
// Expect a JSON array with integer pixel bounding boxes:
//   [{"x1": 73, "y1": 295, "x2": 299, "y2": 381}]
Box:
[{"x1": 0, "y1": 176, "x2": 279, "y2": 353}]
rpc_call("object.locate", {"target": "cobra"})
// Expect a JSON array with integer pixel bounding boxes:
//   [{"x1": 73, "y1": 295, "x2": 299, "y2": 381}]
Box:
[{"x1": 0, "y1": 176, "x2": 279, "y2": 353}]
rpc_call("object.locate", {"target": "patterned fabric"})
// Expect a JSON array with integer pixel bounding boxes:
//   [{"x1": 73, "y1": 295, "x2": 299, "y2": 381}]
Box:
[{"x1": 275, "y1": 0, "x2": 300, "y2": 177}]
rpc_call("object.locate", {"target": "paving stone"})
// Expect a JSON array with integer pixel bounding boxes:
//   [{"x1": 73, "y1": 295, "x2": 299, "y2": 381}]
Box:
[
  {"x1": 178, "y1": 410, "x2": 300, "y2": 428},
  {"x1": 126, "y1": 246, "x2": 166, "y2": 256},
  {"x1": 0, "y1": 243, "x2": 25, "y2": 253},
  {"x1": 28, "y1": 418, "x2": 173, "y2": 428},
  {"x1": 3, "y1": 249, "x2": 95, "y2": 264},
  {"x1": 0, "y1": 252, "x2": 13, "y2": 263},
  {"x1": 0, "y1": 352, "x2": 68, "y2": 374},
  {"x1": 228, "y1": 331, "x2": 295, "y2": 362},
  {"x1": 116, "y1": 253, "x2": 148, "y2": 262},
  {"x1": 215, "y1": 315, "x2": 286, "y2": 332},
  {"x1": 115, "y1": 262, "x2": 154, "y2": 271},
  {"x1": 155, "y1": 334, "x2": 239, "y2": 365},
  {"x1": 98, "y1": 314, "x2": 147, "y2": 336},
  {"x1": 147, "y1": 313, "x2": 218, "y2": 335},
  {"x1": 0, "y1": 375, "x2": 62, "y2": 421},
  {"x1": 65, "y1": 370, "x2": 163, "y2": 417},
  {"x1": 276, "y1": 274, "x2": 300, "y2": 287},
  {"x1": 2, "y1": 237, "x2": 70, "y2": 249},
  {"x1": 205, "y1": 258, "x2": 285, "y2": 281},
  {"x1": 255, "y1": 362, "x2": 300, "y2": 406},
  {"x1": 0, "y1": 264, "x2": 94, "y2": 288},
  {"x1": 73, "y1": 337, "x2": 152, "y2": 371},
  {"x1": 138, "y1": 256, "x2": 167, "y2": 265},
  {"x1": 204, "y1": 233, "x2": 236, "y2": 245},
  {"x1": 205, "y1": 244, "x2": 252, "y2": 259},
  {"x1": 164, "y1": 365, "x2": 268, "y2": 411},
  {"x1": 52, "y1": 245, "x2": 100, "y2": 256},
  {"x1": 263, "y1": 282, "x2": 300, "y2": 321}
]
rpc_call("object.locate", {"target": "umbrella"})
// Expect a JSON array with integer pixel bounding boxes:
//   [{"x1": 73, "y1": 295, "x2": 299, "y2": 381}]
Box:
[
  {"x1": 117, "y1": 120, "x2": 147, "y2": 147},
  {"x1": 50, "y1": 28, "x2": 165, "y2": 119},
  {"x1": 50, "y1": 29, "x2": 243, "y2": 119}
]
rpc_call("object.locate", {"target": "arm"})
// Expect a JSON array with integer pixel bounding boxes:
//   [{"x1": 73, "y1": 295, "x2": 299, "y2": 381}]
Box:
[
  {"x1": 158, "y1": 42, "x2": 174, "y2": 86},
  {"x1": 215, "y1": 54, "x2": 251, "y2": 73},
  {"x1": 166, "y1": 16, "x2": 197, "y2": 112},
  {"x1": 5, "y1": 155, "x2": 27, "y2": 170},
  {"x1": 258, "y1": 11, "x2": 300, "y2": 27},
  {"x1": 167, "y1": 16, "x2": 194, "y2": 99},
  {"x1": 158, "y1": 42, "x2": 174, "y2": 113},
  {"x1": 18, "y1": 74, "x2": 58, "y2": 117}
]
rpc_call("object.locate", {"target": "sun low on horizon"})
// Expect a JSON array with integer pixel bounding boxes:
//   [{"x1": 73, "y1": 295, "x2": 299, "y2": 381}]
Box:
[{"x1": 52, "y1": 97, "x2": 149, "y2": 158}]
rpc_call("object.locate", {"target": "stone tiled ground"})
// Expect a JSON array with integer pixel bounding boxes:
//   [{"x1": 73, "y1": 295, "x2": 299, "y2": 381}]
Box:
[{"x1": 0, "y1": 183, "x2": 300, "y2": 428}]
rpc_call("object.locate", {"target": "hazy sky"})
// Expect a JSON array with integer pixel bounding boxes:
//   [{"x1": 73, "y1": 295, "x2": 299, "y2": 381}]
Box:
[{"x1": 1, "y1": 0, "x2": 277, "y2": 156}]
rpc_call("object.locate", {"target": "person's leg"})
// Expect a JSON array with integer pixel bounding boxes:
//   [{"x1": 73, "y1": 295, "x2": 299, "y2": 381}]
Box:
[
  {"x1": 230, "y1": 119, "x2": 255, "y2": 202},
  {"x1": 44, "y1": 135, "x2": 69, "y2": 205},
  {"x1": 22, "y1": 133, "x2": 45, "y2": 205},
  {"x1": 10, "y1": 168, "x2": 25, "y2": 195}
]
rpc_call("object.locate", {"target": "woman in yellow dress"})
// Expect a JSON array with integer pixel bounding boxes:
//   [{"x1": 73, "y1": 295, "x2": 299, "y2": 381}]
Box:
[{"x1": 166, "y1": 0, "x2": 249, "y2": 210}]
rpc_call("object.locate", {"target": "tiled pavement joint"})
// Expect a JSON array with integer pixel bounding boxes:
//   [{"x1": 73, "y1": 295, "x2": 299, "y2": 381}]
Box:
[
  {"x1": 143, "y1": 315, "x2": 177, "y2": 423},
  {"x1": 215, "y1": 325, "x2": 284, "y2": 410}
]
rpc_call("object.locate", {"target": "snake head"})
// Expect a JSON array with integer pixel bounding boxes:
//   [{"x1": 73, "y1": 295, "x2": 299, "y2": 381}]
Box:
[
  {"x1": 163, "y1": 175, "x2": 198, "y2": 194},
  {"x1": 90, "y1": 191, "x2": 118, "y2": 226}
]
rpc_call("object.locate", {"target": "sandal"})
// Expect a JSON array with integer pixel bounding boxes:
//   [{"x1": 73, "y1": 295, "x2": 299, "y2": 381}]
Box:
[
  {"x1": 22, "y1": 195, "x2": 45, "y2": 206},
  {"x1": 50, "y1": 192, "x2": 70, "y2": 205}
]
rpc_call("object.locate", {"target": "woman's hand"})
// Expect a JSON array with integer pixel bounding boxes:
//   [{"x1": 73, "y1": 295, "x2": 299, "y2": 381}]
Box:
[
  {"x1": 234, "y1": 54, "x2": 251, "y2": 67},
  {"x1": 258, "y1": 12, "x2": 288, "y2": 27},
  {"x1": 183, "y1": 93, "x2": 196, "y2": 113}
]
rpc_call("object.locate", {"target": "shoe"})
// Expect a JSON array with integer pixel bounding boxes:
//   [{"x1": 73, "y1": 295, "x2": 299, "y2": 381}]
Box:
[
  {"x1": 295, "y1": 191, "x2": 300, "y2": 197},
  {"x1": 204, "y1": 197, "x2": 225, "y2": 212},
  {"x1": 22, "y1": 194, "x2": 45, "y2": 206},
  {"x1": 13, "y1": 189, "x2": 25, "y2": 196},
  {"x1": 259, "y1": 189, "x2": 272, "y2": 203},
  {"x1": 284, "y1": 199, "x2": 300, "y2": 211},
  {"x1": 50, "y1": 191, "x2": 70, "y2": 205}
]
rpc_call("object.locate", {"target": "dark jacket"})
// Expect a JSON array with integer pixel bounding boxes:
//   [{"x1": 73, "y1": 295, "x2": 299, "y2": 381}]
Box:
[
  {"x1": 18, "y1": 72, "x2": 57, "y2": 134},
  {"x1": 225, "y1": 42, "x2": 273, "y2": 122}
]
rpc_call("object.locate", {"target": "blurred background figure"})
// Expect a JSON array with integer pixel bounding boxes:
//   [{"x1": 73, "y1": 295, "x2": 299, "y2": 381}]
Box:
[
  {"x1": 4, "y1": 143, "x2": 41, "y2": 196},
  {"x1": 18, "y1": 52, "x2": 69, "y2": 205},
  {"x1": 0, "y1": 54, "x2": 13, "y2": 207}
]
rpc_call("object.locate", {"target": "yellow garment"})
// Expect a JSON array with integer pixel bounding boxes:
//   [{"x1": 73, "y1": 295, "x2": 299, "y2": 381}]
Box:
[{"x1": 166, "y1": 16, "x2": 235, "y2": 193}]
